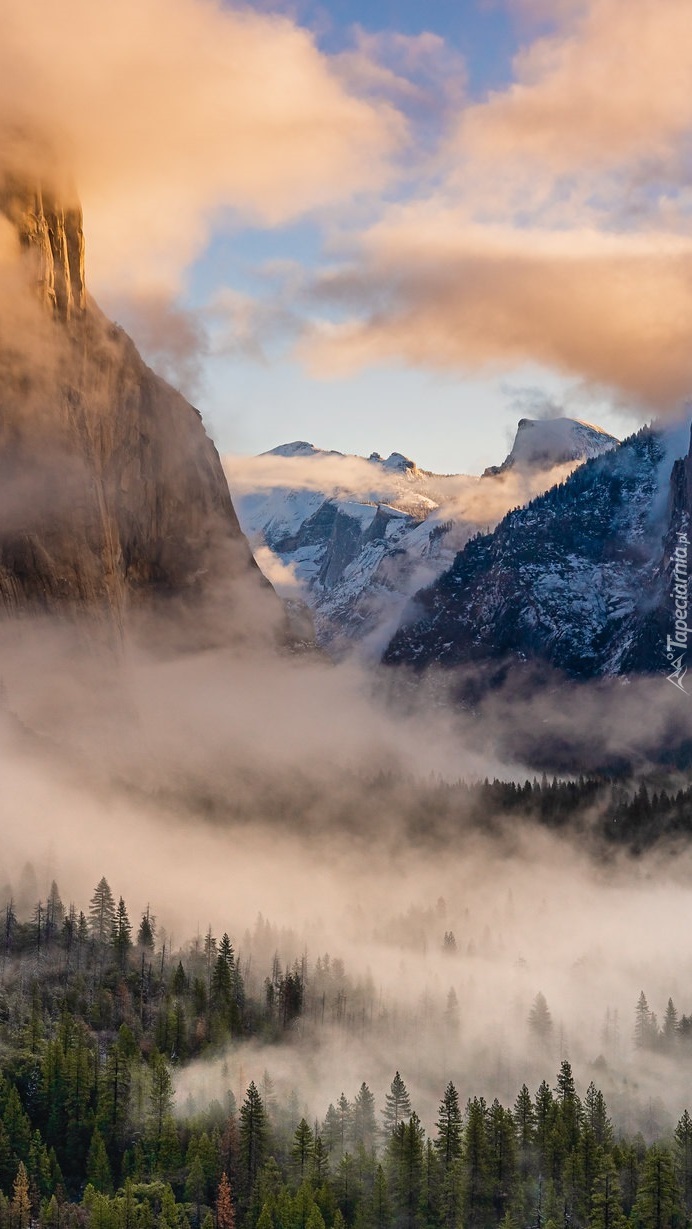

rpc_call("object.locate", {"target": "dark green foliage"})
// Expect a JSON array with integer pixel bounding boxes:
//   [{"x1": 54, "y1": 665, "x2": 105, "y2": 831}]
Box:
[
  {"x1": 0, "y1": 879, "x2": 691, "y2": 1229},
  {"x1": 383, "y1": 1074, "x2": 411, "y2": 1139}
]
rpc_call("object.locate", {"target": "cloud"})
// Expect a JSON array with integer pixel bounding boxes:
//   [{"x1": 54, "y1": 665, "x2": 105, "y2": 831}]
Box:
[
  {"x1": 106, "y1": 292, "x2": 210, "y2": 397},
  {"x1": 224, "y1": 447, "x2": 599, "y2": 548},
  {"x1": 252, "y1": 545, "x2": 303, "y2": 596},
  {"x1": 0, "y1": 0, "x2": 405, "y2": 294},
  {"x1": 299, "y1": 219, "x2": 692, "y2": 408},
  {"x1": 333, "y1": 28, "x2": 467, "y2": 120},
  {"x1": 267, "y1": 0, "x2": 692, "y2": 413},
  {"x1": 460, "y1": 0, "x2": 692, "y2": 177}
]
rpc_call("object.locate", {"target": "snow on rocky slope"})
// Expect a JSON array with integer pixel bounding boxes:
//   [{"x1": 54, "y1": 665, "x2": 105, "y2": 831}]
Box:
[
  {"x1": 225, "y1": 420, "x2": 619, "y2": 658},
  {"x1": 384, "y1": 420, "x2": 690, "y2": 681}
]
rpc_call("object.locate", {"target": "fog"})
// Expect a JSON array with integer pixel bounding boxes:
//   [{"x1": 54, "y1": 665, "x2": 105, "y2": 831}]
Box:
[
  {"x1": 2, "y1": 12, "x2": 692, "y2": 1157},
  {"x1": 2, "y1": 606, "x2": 692, "y2": 1141}
]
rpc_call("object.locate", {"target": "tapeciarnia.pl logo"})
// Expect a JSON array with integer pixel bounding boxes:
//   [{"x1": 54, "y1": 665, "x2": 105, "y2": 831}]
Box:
[{"x1": 666, "y1": 529, "x2": 689, "y2": 693}]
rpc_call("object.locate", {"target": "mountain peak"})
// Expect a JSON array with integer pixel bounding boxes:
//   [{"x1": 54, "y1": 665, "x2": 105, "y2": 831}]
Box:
[
  {"x1": 483, "y1": 416, "x2": 618, "y2": 477},
  {"x1": 264, "y1": 441, "x2": 344, "y2": 459},
  {"x1": 369, "y1": 451, "x2": 418, "y2": 474}
]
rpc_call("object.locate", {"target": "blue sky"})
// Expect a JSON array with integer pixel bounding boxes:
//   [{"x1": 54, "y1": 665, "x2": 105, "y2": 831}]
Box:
[{"x1": 72, "y1": 0, "x2": 692, "y2": 474}]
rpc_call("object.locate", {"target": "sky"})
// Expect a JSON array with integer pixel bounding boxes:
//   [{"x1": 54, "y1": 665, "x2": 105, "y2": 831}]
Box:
[{"x1": 5, "y1": 0, "x2": 692, "y2": 474}]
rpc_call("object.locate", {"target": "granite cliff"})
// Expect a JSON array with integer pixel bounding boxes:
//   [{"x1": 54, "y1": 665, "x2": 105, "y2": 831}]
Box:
[{"x1": 0, "y1": 170, "x2": 280, "y2": 647}]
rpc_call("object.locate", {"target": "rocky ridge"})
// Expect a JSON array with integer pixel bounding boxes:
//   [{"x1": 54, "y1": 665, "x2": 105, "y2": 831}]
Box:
[{"x1": 384, "y1": 421, "x2": 692, "y2": 681}]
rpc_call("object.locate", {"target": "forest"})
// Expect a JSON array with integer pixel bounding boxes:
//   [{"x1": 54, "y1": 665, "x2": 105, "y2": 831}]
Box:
[{"x1": 1, "y1": 875, "x2": 692, "y2": 1229}]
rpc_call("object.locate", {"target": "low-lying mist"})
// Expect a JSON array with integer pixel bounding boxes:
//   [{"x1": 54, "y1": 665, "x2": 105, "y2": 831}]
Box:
[{"x1": 3, "y1": 617, "x2": 692, "y2": 1146}]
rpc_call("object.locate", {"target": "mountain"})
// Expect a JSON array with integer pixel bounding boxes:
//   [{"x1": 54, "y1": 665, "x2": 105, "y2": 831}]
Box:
[
  {"x1": 0, "y1": 170, "x2": 281, "y2": 648},
  {"x1": 384, "y1": 421, "x2": 690, "y2": 682},
  {"x1": 229, "y1": 421, "x2": 618, "y2": 657},
  {"x1": 482, "y1": 416, "x2": 617, "y2": 476}
]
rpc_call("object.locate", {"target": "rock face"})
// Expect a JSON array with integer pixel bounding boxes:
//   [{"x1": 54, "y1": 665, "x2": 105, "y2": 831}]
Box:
[
  {"x1": 0, "y1": 175, "x2": 85, "y2": 321},
  {"x1": 0, "y1": 174, "x2": 279, "y2": 646},
  {"x1": 384, "y1": 423, "x2": 691, "y2": 681}
]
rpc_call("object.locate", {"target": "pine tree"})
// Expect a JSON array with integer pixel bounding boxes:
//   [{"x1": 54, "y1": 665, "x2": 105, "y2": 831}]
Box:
[
  {"x1": 137, "y1": 907, "x2": 156, "y2": 951},
  {"x1": 372, "y1": 1163, "x2": 391, "y2": 1229},
  {"x1": 312, "y1": 1135, "x2": 329, "y2": 1185},
  {"x1": 383, "y1": 1073, "x2": 412, "y2": 1137},
  {"x1": 10, "y1": 1162, "x2": 30, "y2": 1229},
  {"x1": 388, "y1": 1114, "x2": 425, "y2": 1229},
  {"x1": 113, "y1": 897, "x2": 132, "y2": 971},
  {"x1": 435, "y1": 1082, "x2": 462, "y2": 1169},
  {"x1": 337, "y1": 1093, "x2": 352, "y2": 1155},
  {"x1": 632, "y1": 1146, "x2": 680, "y2": 1229},
  {"x1": 463, "y1": 1098, "x2": 490, "y2": 1229},
  {"x1": 88, "y1": 878, "x2": 116, "y2": 945},
  {"x1": 216, "y1": 1172, "x2": 235, "y2": 1229},
  {"x1": 555, "y1": 1060, "x2": 581, "y2": 1152},
  {"x1": 674, "y1": 1110, "x2": 692, "y2": 1214},
  {"x1": 292, "y1": 1119, "x2": 315, "y2": 1181},
  {"x1": 239, "y1": 1082, "x2": 267, "y2": 1194},
  {"x1": 589, "y1": 1155, "x2": 626, "y2": 1229},
  {"x1": 529, "y1": 993, "x2": 554, "y2": 1044},
  {"x1": 534, "y1": 1081, "x2": 556, "y2": 1176},
  {"x1": 634, "y1": 992, "x2": 658, "y2": 1051},
  {"x1": 513, "y1": 1084, "x2": 536, "y2": 1178},
  {"x1": 86, "y1": 1129, "x2": 113, "y2": 1195},
  {"x1": 663, "y1": 999, "x2": 679, "y2": 1051},
  {"x1": 584, "y1": 1083, "x2": 612, "y2": 1149},
  {"x1": 150, "y1": 1052, "x2": 174, "y2": 1157},
  {"x1": 353, "y1": 1084, "x2": 377, "y2": 1152},
  {"x1": 186, "y1": 1154, "x2": 207, "y2": 1226},
  {"x1": 487, "y1": 1099, "x2": 517, "y2": 1222}
]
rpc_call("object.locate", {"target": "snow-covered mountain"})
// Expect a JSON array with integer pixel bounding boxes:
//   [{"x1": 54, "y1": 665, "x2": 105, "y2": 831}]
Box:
[
  {"x1": 482, "y1": 417, "x2": 617, "y2": 475},
  {"x1": 226, "y1": 419, "x2": 618, "y2": 657},
  {"x1": 384, "y1": 420, "x2": 691, "y2": 683}
]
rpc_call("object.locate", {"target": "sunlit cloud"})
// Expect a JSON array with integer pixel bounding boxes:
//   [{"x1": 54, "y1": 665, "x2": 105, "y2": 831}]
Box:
[
  {"x1": 0, "y1": 0, "x2": 406, "y2": 294},
  {"x1": 300, "y1": 220, "x2": 692, "y2": 408}
]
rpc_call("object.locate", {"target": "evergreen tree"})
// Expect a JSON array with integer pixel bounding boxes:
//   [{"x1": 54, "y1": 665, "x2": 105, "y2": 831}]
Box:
[
  {"x1": 216, "y1": 1172, "x2": 235, "y2": 1229},
  {"x1": 534, "y1": 1081, "x2": 556, "y2": 1176},
  {"x1": 353, "y1": 1085, "x2": 377, "y2": 1153},
  {"x1": 88, "y1": 879, "x2": 116, "y2": 945},
  {"x1": 487, "y1": 1099, "x2": 517, "y2": 1222},
  {"x1": 112, "y1": 898, "x2": 132, "y2": 971},
  {"x1": 513, "y1": 1084, "x2": 536, "y2": 1178},
  {"x1": 463, "y1": 1098, "x2": 490, "y2": 1229},
  {"x1": 529, "y1": 994, "x2": 554, "y2": 1045},
  {"x1": 388, "y1": 1114, "x2": 425, "y2": 1229},
  {"x1": 292, "y1": 1119, "x2": 315, "y2": 1182},
  {"x1": 663, "y1": 1000, "x2": 679, "y2": 1051},
  {"x1": 150, "y1": 1052, "x2": 174, "y2": 1157},
  {"x1": 632, "y1": 1147, "x2": 680, "y2": 1229},
  {"x1": 584, "y1": 1083, "x2": 613, "y2": 1149},
  {"x1": 634, "y1": 992, "x2": 658, "y2": 1051},
  {"x1": 555, "y1": 1060, "x2": 582, "y2": 1152},
  {"x1": 137, "y1": 908, "x2": 156, "y2": 951},
  {"x1": 383, "y1": 1074, "x2": 412, "y2": 1138},
  {"x1": 435, "y1": 1083, "x2": 462, "y2": 1170},
  {"x1": 372, "y1": 1164, "x2": 391, "y2": 1229},
  {"x1": 239, "y1": 1082, "x2": 267, "y2": 1195},
  {"x1": 589, "y1": 1155, "x2": 626, "y2": 1229},
  {"x1": 312, "y1": 1135, "x2": 329, "y2": 1185},
  {"x1": 337, "y1": 1093, "x2": 352, "y2": 1155},
  {"x1": 674, "y1": 1110, "x2": 692, "y2": 1215},
  {"x1": 86, "y1": 1129, "x2": 113, "y2": 1195},
  {"x1": 10, "y1": 1162, "x2": 30, "y2": 1229}
]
